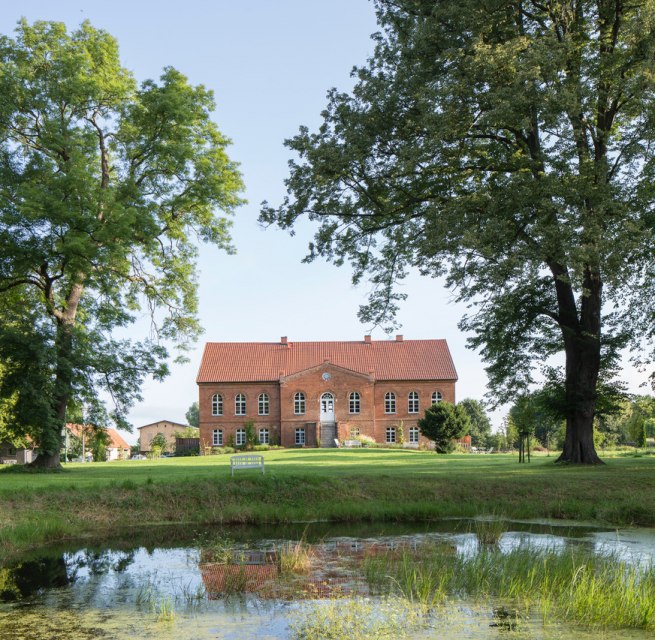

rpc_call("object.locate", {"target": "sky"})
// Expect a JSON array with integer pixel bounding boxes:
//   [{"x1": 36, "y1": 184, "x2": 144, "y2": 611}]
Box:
[{"x1": 2, "y1": 1, "x2": 650, "y2": 443}]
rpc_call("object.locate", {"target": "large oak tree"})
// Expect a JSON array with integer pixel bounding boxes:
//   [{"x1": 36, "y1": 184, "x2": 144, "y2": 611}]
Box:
[
  {"x1": 0, "y1": 21, "x2": 244, "y2": 467},
  {"x1": 262, "y1": 0, "x2": 655, "y2": 463}
]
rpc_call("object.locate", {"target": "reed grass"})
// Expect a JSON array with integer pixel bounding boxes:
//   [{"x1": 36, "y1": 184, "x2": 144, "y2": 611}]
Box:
[
  {"x1": 362, "y1": 542, "x2": 655, "y2": 630},
  {"x1": 280, "y1": 541, "x2": 312, "y2": 575},
  {"x1": 470, "y1": 515, "x2": 508, "y2": 545},
  {"x1": 221, "y1": 566, "x2": 248, "y2": 595}
]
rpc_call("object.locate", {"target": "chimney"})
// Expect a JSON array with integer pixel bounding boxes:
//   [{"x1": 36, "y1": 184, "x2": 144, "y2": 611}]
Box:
[
  {"x1": 364, "y1": 335, "x2": 371, "y2": 343},
  {"x1": 281, "y1": 336, "x2": 288, "y2": 346},
  {"x1": 396, "y1": 334, "x2": 404, "y2": 342}
]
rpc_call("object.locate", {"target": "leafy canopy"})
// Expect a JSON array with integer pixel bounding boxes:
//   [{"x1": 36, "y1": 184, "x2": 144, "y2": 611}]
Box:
[
  {"x1": 0, "y1": 20, "x2": 244, "y2": 452},
  {"x1": 261, "y1": 0, "x2": 655, "y2": 405}
]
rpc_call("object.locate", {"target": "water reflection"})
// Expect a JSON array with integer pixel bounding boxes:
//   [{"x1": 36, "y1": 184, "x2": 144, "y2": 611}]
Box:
[{"x1": 0, "y1": 519, "x2": 654, "y2": 639}]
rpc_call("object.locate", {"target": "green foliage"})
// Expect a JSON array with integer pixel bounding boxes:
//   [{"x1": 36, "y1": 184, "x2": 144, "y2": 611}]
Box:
[
  {"x1": 185, "y1": 402, "x2": 200, "y2": 428},
  {"x1": 150, "y1": 433, "x2": 168, "y2": 454},
  {"x1": 173, "y1": 426, "x2": 200, "y2": 439},
  {"x1": 243, "y1": 421, "x2": 256, "y2": 450},
  {"x1": 396, "y1": 420, "x2": 404, "y2": 445},
  {"x1": 0, "y1": 20, "x2": 244, "y2": 461},
  {"x1": 417, "y1": 402, "x2": 470, "y2": 454},
  {"x1": 262, "y1": 1, "x2": 655, "y2": 462},
  {"x1": 457, "y1": 399, "x2": 492, "y2": 447}
]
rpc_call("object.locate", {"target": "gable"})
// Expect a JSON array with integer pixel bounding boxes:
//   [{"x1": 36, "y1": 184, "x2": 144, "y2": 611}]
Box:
[{"x1": 280, "y1": 361, "x2": 374, "y2": 384}]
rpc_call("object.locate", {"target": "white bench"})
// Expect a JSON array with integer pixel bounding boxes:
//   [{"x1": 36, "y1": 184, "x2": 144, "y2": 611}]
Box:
[
  {"x1": 343, "y1": 440, "x2": 362, "y2": 448},
  {"x1": 230, "y1": 454, "x2": 265, "y2": 477}
]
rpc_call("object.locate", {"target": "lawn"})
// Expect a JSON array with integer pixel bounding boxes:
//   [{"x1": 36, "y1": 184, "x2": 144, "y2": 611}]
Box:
[{"x1": 1, "y1": 449, "x2": 653, "y2": 552}]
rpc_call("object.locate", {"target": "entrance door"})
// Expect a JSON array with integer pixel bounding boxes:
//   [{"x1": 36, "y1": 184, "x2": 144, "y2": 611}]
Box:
[{"x1": 320, "y1": 392, "x2": 335, "y2": 422}]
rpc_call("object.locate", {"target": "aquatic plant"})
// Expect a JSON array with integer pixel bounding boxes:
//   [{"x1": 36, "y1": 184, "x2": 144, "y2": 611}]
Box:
[
  {"x1": 289, "y1": 595, "x2": 429, "y2": 639},
  {"x1": 221, "y1": 565, "x2": 248, "y2": 595},
  {"x1": 362, "y1": 542, "x2": 655, "y2": 630},
  {"x1": 154, "y1": 596, "x2": 176, "y2": 623},
  {"x1": 280, "y1": 541, "x2": 312, "y2": 575},
  {"x1": 470, "y1": 515, "x2": 508, "y2": 545}
]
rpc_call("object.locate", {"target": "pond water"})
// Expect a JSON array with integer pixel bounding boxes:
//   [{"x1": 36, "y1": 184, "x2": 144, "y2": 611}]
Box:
[{"x1": 1, "y1": 519, "x2": 654, "y2": 639}]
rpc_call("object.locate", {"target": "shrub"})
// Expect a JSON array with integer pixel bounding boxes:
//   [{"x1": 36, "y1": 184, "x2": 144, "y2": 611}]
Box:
[
  {"x1": 418, "y1": 402, "x2": 470, "y2": 454},
  {"x1": 211, "y1": 446, "x2": 236, "y2": 455}
]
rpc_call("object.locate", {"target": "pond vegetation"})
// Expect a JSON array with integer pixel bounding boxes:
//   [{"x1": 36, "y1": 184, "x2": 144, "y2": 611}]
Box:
[{"x1": 1, "y1": 518, "x2": 654, "y2": 639}]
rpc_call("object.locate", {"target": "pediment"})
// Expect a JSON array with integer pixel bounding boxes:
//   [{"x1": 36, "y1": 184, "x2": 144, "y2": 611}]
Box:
[{"x1": 280, "y1": 361, "x2": 374, "y2": 384}]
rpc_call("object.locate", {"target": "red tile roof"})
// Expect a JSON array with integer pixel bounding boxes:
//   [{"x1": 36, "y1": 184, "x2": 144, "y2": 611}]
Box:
[
  {"x1": 197, "y1": 338, "x2": 457, "y2": 383},
  {"x1": 66, "y1": 424, "x2": 130, "y2": 450}
]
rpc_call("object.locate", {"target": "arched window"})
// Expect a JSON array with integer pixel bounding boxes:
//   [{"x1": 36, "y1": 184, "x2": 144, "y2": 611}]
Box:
[
  {"x1": 235, "y1": 393, "x2": 246, "y2": 416},
  {"x1": 258, "y1": 393, "x2": 269, "y2": 416},
  {"x1": 384, "y1": 392, "x2": 396, "y2": 414},
  {"x1": 258, "y1": 428, "x2": 270, "y2": 444},
  {"x1": 349, "y1": 391, "x2": 361, "y2": 414},
  {"x1": 235, "y1": 428, "x2": 246, "y2": 446},
  {"x1": 431, "y1": 391, "x2": 443, "y2": 405},
  {"x1": 408, "y1": 391, "x2": 419, "y2": 414},
  {"x1": 211, "y1": 394, "x2": 223, "y2": 416},
  {"x1": 294, "y1": 392, "x2": 306, "y2": 415},
  {"x1": 385, "y1": 426, "x2": 397, "y2": 443},
  {"x1": 212, "y1": 428, "x2": 223, "y2": 446},
  {"x1": 409, "y1": 426, "x2": 419, "y2": 444}
]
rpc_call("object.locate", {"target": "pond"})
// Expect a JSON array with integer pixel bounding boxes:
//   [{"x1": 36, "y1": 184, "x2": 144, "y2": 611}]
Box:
[{"x1": 1, "y1": 519, "x2": 654, "y2": 639}]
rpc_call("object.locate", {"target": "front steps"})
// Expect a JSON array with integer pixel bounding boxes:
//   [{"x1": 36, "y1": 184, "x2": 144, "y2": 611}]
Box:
[{"x1": 320, "y1": 422, "x2": 337, "y2": 447}]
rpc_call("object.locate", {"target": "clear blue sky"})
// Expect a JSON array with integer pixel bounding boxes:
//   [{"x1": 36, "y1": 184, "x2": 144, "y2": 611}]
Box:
[{"x1": 1, "y1": 2, "x2": 647, "y2": 442}]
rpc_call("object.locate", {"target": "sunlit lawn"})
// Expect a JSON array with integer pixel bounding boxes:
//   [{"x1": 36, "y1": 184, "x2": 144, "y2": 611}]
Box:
[
  {"x1": 0, "y1": 447, "x2": 651, "y2": 492},
  {"x1": 1, "y1": 449, "x2": 653, "y2": 551}
]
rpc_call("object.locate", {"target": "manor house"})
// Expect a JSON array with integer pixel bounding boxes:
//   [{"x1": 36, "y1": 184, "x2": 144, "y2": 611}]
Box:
[{"x1": 196, "y1": 336, "x2": 457, "y2": 449}]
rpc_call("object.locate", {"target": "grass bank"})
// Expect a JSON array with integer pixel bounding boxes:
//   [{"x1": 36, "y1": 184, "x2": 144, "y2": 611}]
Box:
[{"x1": 1, "y1": 449, "x2": 653, "y2": 552}]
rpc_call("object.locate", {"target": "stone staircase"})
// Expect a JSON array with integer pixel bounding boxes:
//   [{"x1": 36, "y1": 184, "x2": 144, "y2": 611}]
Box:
[{"x1": 320, "y1": 422, "x2": 338, "y2": 448}]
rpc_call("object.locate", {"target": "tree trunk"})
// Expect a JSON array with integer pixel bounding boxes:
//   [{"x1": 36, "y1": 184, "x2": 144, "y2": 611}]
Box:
[
  {"x1": 551, "y1": 262, "x2": 604, "y2": 464},
  {"x1": 555, "y1": 308, "x2": 604, "y2": 465},
  {"x1": 29, "y1": 282, "x2": 84, "y2": 470}
]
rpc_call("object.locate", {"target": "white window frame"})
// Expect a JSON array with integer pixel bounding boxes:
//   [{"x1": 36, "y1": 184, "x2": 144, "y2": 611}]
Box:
[
  {"x1": 235, "y1": 393, "x2": 246, "y2": 416},
  {"x1": 258, "y1": 428, "x2": 270, "y2": 444},
  {"x1": 212, "y1": 429, "x2": 223, "y2": 446},
  {"x1": 409, "y1": 426, "x2": 419, "y2": 444},
  {"x1": 294, "y1": 392, "x2": 306, "y2": 415},
  {"x1": 235, "y1": 428, "x2": 246, "y2": 446},
  {"x1": 212, "y1": 394, "x2": 223, "y2": 416},
  {"x1": 386, "y1": 427, "x2": 397, "y2": 443},
  {"x1": 432, "y1": 391, "x2": 443, "y2": 404},
  {"x1": 408, "y1": 391, "x2": 419, "y2": 414},
  {"x1": 349, "y1": 391, "x2": 361, "y2": 414},
  {"x1": 295, "y1": 428, "x2": 306, "y2": 445},
  {"x1": 258, "y1": 393, "x2": 269, "y2": 416},
  {"x1": 384, "y1": 392, "x2": 396, "y2": 414},
  {"x1": 350, "y1": 427, "x2": 361, "y2": 438}
]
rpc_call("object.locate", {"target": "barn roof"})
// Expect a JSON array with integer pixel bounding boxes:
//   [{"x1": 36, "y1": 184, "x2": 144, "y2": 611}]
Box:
[{"x1": 196, "y1": 337, "x2": 457, "y2": 383}]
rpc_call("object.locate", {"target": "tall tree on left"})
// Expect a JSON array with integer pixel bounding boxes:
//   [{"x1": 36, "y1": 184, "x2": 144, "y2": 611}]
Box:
[{"x1": 0, "y1": 21, "x2": 244, "y2": 468}]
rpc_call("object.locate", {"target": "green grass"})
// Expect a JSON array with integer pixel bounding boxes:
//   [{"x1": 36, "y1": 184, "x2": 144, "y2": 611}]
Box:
[
  {"x1": 0, "y1": 449, "x2": 653, "y2": 552},
  {"x1": 363, "y1": 542, "x2": 655, "y2": 630}
]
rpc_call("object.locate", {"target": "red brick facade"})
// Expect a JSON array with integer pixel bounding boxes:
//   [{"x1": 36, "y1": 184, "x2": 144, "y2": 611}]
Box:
[{"x1": 197, "y1": 336, "x2": 458, "y2": 450}]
